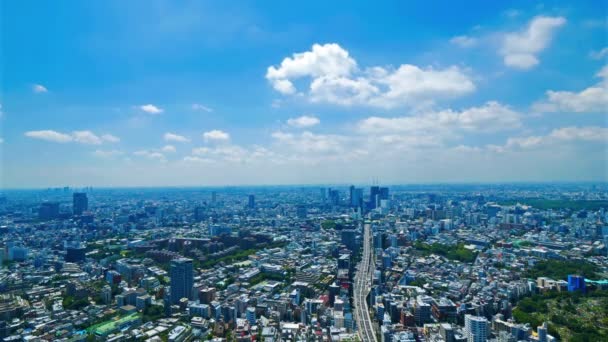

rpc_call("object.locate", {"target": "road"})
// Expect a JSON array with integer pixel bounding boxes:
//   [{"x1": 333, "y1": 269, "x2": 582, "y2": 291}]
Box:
[{"x1": 353, "y1": 223, "x2": 377, "y2": 342}]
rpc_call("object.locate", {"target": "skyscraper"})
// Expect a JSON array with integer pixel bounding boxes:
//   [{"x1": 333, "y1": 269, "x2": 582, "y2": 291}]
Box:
[
  {"x1": 170, "y1": 258, "x2": 193, "y2": 304},
  {"x1": 39, "y1": 202, "x2": 60, "y2": 220},
  {"x1": 73, "y1": 192, "x2": 88, "y2": 215},
  {"x1": 248, "y1": 194, "x2": 255, "y2": 209},
  {"x1": 464, "y1": 314, "x2": 488, "y2": 342},
  {"x1": 369, "y1": 186, "x2": 380, "y2": 209}
]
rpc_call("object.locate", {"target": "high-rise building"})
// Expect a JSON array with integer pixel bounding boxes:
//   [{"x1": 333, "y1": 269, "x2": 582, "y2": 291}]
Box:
[
  {"x1": 537, "y1": 322, "x2": 548, "y2": 342},
  {"x1": 567, "y1": 274, "x2": 586, "y2": 293},
  {"x1": 379, "y1": 187, "x2": 389, "y2": 201},
  {"x1": 465, "y1": 314, "x2": 489, "y2": 342},
  {"x1": 39, "y1": 202, "x2": 60, "y2": 220},
  {"x1": 296, "y1": 205, "x2": 307, "y2": 219},
  {"x1": 248, "y1": 194, "x2": 255, "y2": 208},
  {"x1": 73, "y1": 192, "x2": 88, "y2": 215},
  {"x1": 65, "y1": 242, "x2": 86, "y2": 263},
  {"x1": 194, "y1": 206, "x2": 206, "y2": 221},
  {"x1": 341, "y1": 229, "x2": 358, "y2": 251},
  {"x1": 369, "y1": 186, "x2": 380, "y2": 209},
  {"x1": 349, "y1": 186, "x2": 363, "y2": 209},
  {"x1": 211, "y1": 191, "x2": 217, "y2": 203},
  {"x1": 170, "y1": 258, "x2": 193, "y2": 304}
]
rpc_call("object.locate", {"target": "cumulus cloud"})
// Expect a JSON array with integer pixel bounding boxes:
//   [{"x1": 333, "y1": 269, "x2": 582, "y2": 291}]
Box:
[
  {"x1": 266, "y1": 43, "x2": 475, "y2": 108},
  {"x1": 192, "y1": 103, "x2": 213, "y2": 112},
  {"x1": 500, "y1": 16, "x2": 566, "y2": 69},
  {"x1": 72, "y1": 130, "x2": 103, "y2": 145},
  {"x1": 32, "y1": 84, "x2": 48, "y2": 93},
  {"x1": 203, "y1": 130, "x2": 230, "y2": 142},
  {"x1": 140, "y1": 104, "x2": 163, "y2": 114},
  {"x1": 192, "y1": 144, "x2": 248, "y2": 162},
  {"x1": 25, "y1": 130, "x2": 73, "y2": 143},
  {"x1": 589, "y1": 47, "x2": 608, "y2": 60},
  {"x1": 101, "y1": 134, "x2": 120, "y2": 143},
  {"x1": 93, "y1": 150, "x2": 125, "y2": 158},
  {"x1": 164, "y1": 132, "x2": 190, "y2": 143},
  {"x1": 287, "y1": 115, "x2": 320, "y2": 128},
  {"x1": 133, "y1": 150, "x2": 167, "y2": 162},
  {"x1": 450, "y1": 35, "x2": 477, "y2": 48},
  {"x1": 162, "y1": 145, "x2": 176, "y2": 153},
  {"x1": 358, "y1": 101, "x2": 521, "y2": 135},
  {"x1": 533, "y1": 65, "x2": 608, "y2": 113},
  {"x1": 496, "y1": 126, "x2": 608, "y2": 151},
  {"x1": 25, "y1": 130, "x2": 119, "y2": 145}
]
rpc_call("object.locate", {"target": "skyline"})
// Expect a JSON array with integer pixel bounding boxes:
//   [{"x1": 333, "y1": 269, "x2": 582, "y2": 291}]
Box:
[{"x1": 1, "y1": 1, "x2": 607, "y2": 187}]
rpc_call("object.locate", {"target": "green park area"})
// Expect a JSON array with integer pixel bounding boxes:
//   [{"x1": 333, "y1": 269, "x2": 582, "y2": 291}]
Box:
[
  {"x1": 513, "y1": 291, "x2": 608, "y2": 341},
  {"x1": 497, "y1": 199, "x2": 608, "y2": 211},
  {"x1": 413, "y1": 242, "x2": 477, "y2": 263}
]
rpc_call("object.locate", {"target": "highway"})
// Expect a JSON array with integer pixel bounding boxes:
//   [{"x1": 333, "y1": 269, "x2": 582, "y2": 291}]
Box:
[{"x1": 353, "y1": 223, "x2": 377, "y2": 342}]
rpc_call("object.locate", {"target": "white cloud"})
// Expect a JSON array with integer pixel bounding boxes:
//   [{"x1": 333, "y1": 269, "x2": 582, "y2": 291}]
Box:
[
  {"x1": 192, "y1": 145, "x2": 248, "y2": 162},
  {"x1": 266, "y1": 43, "x2": 357, "y2": 94},
  {"x1": 162, "y1": 145, "x2": 176, "y2": 153},
  {"x1": 533, "y1": 65, "x2": 608, "y2": 113},
  {"x1": 133, "y1": 150, "x2": 166, "y2": 162},
  {"x1": 549, "y1": 126, "x2": 608, "y2": 141},
  {"x1": 140, "y1": 104, "x2": 163, "y2": 114},
  {"x1": 183, "y1": 156, "x2": 214, "y2": 163},
  {"x1": 266, "y1": 43, "x2": 475, "y2": 108},
  {"x1": 499, "y1": 126, "x2": 608, "y2": 151},
  {"x1": 287, "y1": 115, "x2": 320, "y2": 128},
  {"x1": 589, "y1": 47, "x2": 608, "y2": 60},
  {"x1": 93, "y1": 150, "x2": 125, "y2": 158},
  {"x1": 72, "y1": 130, "x2": 102, "y2": 145},
  {"x1": 32, "y1": 84, "x2": 48, "y2": 93},
  {"x1": 192, "y1": 103, "x2": 213, "y2": 112},
  {"x1": 500, "y1": 16, "x2": 566, "y2": 69},
  {"x1": 101, "y1": 134, "x2": 120, "y2": 143},
  {"x1": 25, "y1": 130, "x2": 73, "y2": 143},
  {"x1": 358, "y1": 101, "x2": 521, "y2": 135},
  {"x1": 25, "y1": 130, "x2": 120, "y2": 145},
  {"x1": 271, "y1": 131, "x2": 347, "y2": 154},
  {"x1": 203, "y1": 129, "x2": 230, "y2": 142},
  {"x1": 163, "y1": 132, "x2": 190, "y2": 143},
  {"x1": 450, "y1": 35, "x2": 477, "y2": 48}
]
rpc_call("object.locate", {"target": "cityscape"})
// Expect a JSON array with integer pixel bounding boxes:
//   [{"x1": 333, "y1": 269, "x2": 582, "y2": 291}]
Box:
[
  {"x1": 0, "y1": 184, "x2": 607, "y2": 341},
  {"x1": 1, "y1": 1, "x2": 607, "y2": 341}
]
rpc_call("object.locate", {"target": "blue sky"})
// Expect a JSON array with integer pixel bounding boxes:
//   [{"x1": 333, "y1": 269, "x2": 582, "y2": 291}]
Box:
[{"x1": 1, "y1": 0, "x2": 607, "y2": 187}]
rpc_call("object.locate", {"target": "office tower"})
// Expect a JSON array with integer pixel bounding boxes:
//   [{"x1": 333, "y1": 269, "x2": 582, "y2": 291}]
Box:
[
  {"x1": 65, "y1": 242, "x2": 86, "y2": 263},
  {"x1": 464, "y1": 314, "x2": 488, "y2": 342},
  {"x1": 199, "y1": 287, "x2": 216, "y2": 304},
  {"x1": 370, "y1": 186, "x2": 380, "y2": 209},
  {"x1": 379, "y1": 187, "x2": 389, "y2": 201},
  {"x1": 537, "y1": 322, "x2": 548, "y2": 342},
  {"x1": 320, "y1": 188, "x2": 327, "y2": 202},
  {"x1": 246, "y1": 307, "x2": 256, "y2": 325},
  {"x1": 39, "y1": 202, "x2": 60, "y2": 220},
  {"x1": 211, "y1": 191, "x2": 217, "y2": 203},
  {"x1": 567, "y1": 275, "x2": 586, "y2": 293},
  {"x1": 296, "y1": 205, "x2": 307, "y2": 219},
  {"x1": 73, "y1": 192, "x2": 88, "y2": 215},
  {"x1": 170, "y1": 258, "x2": 193, "y2": 304},
  {"x1": 328, "y1": 189, "x2": 340, "y2": 205},
  {"x1": 349, "y1": 185, "x2": 355, "y2": 206},
  {"x1": 194, "y1": 206, "x2": 206, "y2": 221},
  {"x1": 248, "y1": 194, "x2": 255, "y2": 208},
  {"x1": 341, "y1": 229, "x2": 358, "y2": 251}
]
